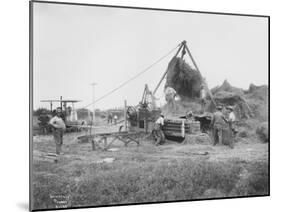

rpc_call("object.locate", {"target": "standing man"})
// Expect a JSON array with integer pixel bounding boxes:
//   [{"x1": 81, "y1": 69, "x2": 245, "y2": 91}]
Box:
[
  {"x1": 110, "y1": 112, "x2": 113, "y2": 124},
  {"x1": 113, "y1": 115, "x2": 118, "y2": 125},
  {"x1": 200, "y1": 85, "x2": 207, "y2": 113},
  {"x1": 185, "y1": 111, "x2": 194, "y2": 122},
  {"x1": 165, "y1": 87, "x2": 177, "y2": 110},
  {"x1": 49, "y1": 107, "x2": 66, "y2": 155},
  {"x1": 107, "y1": 112, "x2": 112, "y2": 124},
  {"x1": 210, "y1": 105, "x2": 227, "y2": 146},
  {"x1": 226, "y1": 106, "x2": 236, "y2": 148},
  {"x1": 154, "y1": 114, "x2": 165, "y2": 146}
]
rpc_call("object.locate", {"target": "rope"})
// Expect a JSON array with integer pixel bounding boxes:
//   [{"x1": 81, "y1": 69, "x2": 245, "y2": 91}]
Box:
[{"x1": 82, "y1": 43, "x2": 181, "y2": 109}]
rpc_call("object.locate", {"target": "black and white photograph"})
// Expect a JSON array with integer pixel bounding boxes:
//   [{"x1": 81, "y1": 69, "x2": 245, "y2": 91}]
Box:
[{"x1": 30, "y1": 1, "x2": 269, "y2": 211}]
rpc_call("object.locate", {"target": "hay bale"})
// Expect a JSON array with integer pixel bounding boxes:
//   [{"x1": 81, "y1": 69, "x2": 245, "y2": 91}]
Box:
[{"x1": 256, "y1": 122, "x2": 269, "y2": 143}]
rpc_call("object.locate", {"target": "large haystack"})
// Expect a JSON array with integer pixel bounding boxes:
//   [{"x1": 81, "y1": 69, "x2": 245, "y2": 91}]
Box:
[
  {"x1": 245, "y1": 84, "x2": 268, "y2": 121},
  {"x1": 165, "y1": 57, "x2": 203, "y2": 99},
  {"x1": 211, "y1": 80, "x2": 253, "y2": 119},
  {"x1": 161, "y1": 56, "x2": 268, "y2": 123},
  {"x1": 211, "y1": 80, "x2": 244, "y2": 96}
]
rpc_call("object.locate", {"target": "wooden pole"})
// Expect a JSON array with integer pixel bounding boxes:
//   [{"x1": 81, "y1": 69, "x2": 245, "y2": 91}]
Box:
[
  {"x1": 124, "y1": 100, "x2": 127, "y2": 131},
  {"x1": 91, "y1": 139, "x2": 96, "y2": 151},
  {"x1": 153, "y1": 41, "x2": 185, "y2": 95},
  {"x1": 91, "y1": 83, "x2": 97, "y2": 126},
  {"x1": 141, "y1": 84, "x2": 148, "y2": 104},
  {"x1": 184, "y1": 44, "x2": 217, "y2": 107},
  {"x1": 60, "y1": 96, "x2": 62, "y2": 109}
]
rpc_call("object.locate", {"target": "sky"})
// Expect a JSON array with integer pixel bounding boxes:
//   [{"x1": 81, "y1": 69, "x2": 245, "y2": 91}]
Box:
[{"x1": 33, "y1": 2, "x2": 268, "y2": 110}]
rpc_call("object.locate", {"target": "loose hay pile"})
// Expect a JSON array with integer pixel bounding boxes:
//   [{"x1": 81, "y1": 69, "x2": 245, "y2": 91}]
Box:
[
  {"x1": 162, "y1": 58, "x2": 256, "y2": 120},
  {"x1": 182, "y1": 133, "x2": 212, "y2": 144},
  {"x1": 165, "y1": 57, "x2": 202, "y2": 99},
  {"x1": 211, "y1": 80, "x2": 244, "y2": 96},
  {"x1": 211, "y1": 80, "x2": 253, "y2": 118},
  {"x1": 245, "y1": 84, "x2": 268, "y2": 121},
  {"x1": 160, "y1": 57, "x2": 268, "y2": 148}
]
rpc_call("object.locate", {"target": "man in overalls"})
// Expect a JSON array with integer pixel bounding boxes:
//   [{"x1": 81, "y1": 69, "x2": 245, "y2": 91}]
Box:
[{"x1": 211, "y1": 105, "x2": 227, "y2": 146}]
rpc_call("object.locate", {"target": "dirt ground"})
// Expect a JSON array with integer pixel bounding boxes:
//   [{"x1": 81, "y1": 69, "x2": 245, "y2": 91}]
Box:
[
  {"x1": 32, "y1": 125, "x2": 268, "y2": 210},
  {"x1": 33, "y1": 126, "x2": 268, "y2": 164}
]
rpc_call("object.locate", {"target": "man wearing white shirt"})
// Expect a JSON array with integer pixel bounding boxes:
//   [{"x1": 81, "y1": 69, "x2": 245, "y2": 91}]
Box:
[
  {"x1": 228, "y1": 108, "x2": 236, "y2": 122},
  {"x1": 49, "y1": 107, "x2": 66, "y2": 155},
  {"x1": 114, "y1": 115, "x2": 118, "y2": 125},
  {"x1": 155, "y1": 115, "x2": 164, "y2": 126},
  {"x1": 165, "y1": 87, "x2": 177, "y2": 109},
  {"x1": 154, "y1": 114, "x2": 165, "y2": 146},
  {"x1": 227, "y1": 106, "x2": 236, "y2": 149}
]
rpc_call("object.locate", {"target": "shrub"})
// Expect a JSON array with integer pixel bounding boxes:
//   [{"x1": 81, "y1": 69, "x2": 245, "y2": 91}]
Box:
[
  {"x1": 33, "y1": 108, "x2": 50, "y2": 116},
  {"x1": 256, "y1": 122, "x2": 269, "y2": 142},
  {"x1": 238, "y1": 130, "x2": 249, "y2": 138},
  {"x1": 231, "y1": 162, "x2": 269, "y2": 196}
]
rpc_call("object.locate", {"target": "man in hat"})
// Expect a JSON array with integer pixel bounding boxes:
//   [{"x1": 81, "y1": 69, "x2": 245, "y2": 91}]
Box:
[
  {"x1": 186, "y1": 111, "x2": 194, "y2": 122},
  {"x1": 49, "y1": 107, "x2": 66, "y2": 155},
  {"x1": 226, "y1": 106, "x2": 236, "y2": 148},
  {"x1": 107, "y1": 112, "x2": 113, "y2": 124},
  {"x1": 113, "y1": 114, "x2": 118, "y2": 125},
  {"x1": 210, "y1": 105, "x2": 228, "y2": 146},
  {"x1": 227, "y1": 106, "x2": 236, "y2": 125},
  {"x1": 154, "y1": 114, "x2": 165, "y2": 146}
]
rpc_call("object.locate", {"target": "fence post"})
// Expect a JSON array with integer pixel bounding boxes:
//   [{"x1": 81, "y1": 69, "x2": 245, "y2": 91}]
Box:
[{"x1": 124, "y1": 100, "x2": 127, "y2": 131}]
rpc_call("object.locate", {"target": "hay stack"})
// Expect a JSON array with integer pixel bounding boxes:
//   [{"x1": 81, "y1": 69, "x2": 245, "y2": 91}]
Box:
[
  {"x1": 165, "y1": 57, "x2": 202, "y2": 99},
  {"x1": 245, "y1": 84, "x2": 268, "y2": 103},
  {"x1": 245, "y1": 84, "x2": 268, "y2": 121},
  {"x1": 211, "y1": 80, "x2": 244, "y2": 96},
  {"x1": 211, "y1": 80, "x2": 253, "y2": 119}
]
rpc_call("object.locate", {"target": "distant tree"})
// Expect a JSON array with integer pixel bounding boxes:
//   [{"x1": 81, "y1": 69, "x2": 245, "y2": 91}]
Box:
[{"x1": 33, "y1": 108, "x2": 50, "y2": 116}]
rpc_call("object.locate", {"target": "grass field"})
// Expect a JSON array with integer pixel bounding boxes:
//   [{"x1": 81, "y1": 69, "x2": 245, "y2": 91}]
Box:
[{"x1": 32, "y1": 128, "x2": 269, "y2": 210}]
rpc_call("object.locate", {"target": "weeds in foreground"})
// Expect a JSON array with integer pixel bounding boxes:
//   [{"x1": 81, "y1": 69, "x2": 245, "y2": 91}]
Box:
[{"x1": 33, "y1": 159, "x2": 268, "y2": 210}]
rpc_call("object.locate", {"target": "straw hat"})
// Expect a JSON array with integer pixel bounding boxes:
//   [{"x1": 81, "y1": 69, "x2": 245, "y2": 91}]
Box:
[
  {"x1": 226, "y1": 106, "x2": 234, "y2": 111},
  {"x1": 216, "y1": 105, "x2": 223, "y2": 110}
]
